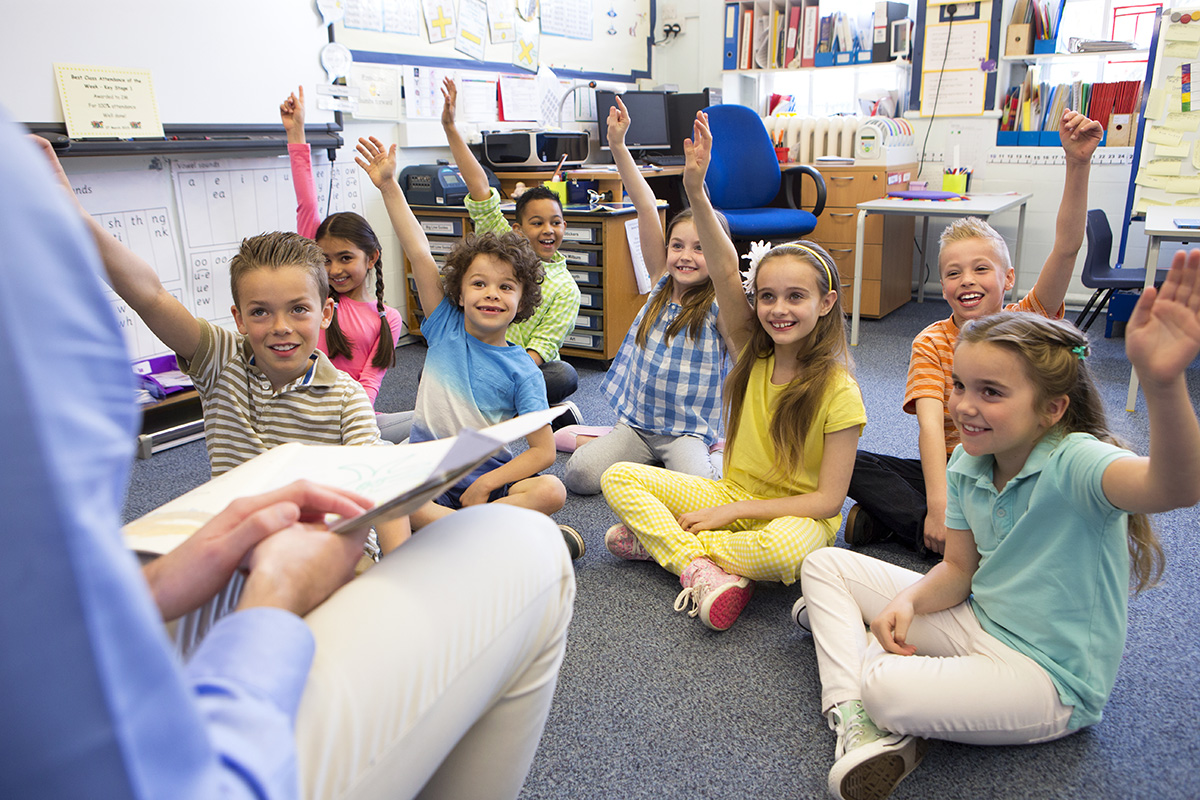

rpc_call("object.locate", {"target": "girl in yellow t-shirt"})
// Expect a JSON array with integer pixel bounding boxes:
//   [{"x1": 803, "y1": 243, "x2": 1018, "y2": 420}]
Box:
[{"x1": 601, "y1": 111, "x2": 865, "y2": 631}]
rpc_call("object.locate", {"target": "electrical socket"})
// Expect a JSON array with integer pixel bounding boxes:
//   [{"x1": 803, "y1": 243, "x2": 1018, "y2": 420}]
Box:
[{"x1": 661, "y1": 3, "x2": 679, "y2": 22}]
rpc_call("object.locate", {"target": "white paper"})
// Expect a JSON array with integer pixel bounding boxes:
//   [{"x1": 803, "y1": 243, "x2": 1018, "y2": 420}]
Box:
[
  {"x1": 513, "y1": 18, "x2": 540, "y2": 72},
  {"x1": 350, "y1": 63, "x2": 402, "y2": 120},
  {"x1": 402, "y1": 65, "x2": 453, "y2": 118},
  {"x1": 624, "y1": 217, "x2": 652, "y2": 294},
  {"x1": 344, "y1": 0, "x2": 384, "y2": 30},
  {"x1": 487, "y1": 0, "x2": 516, "y2": 43},
  {"x1": 460, "y1": 76, "x2": 500, "y2": 123},
  {"x1": 455, "y1": 0, "x2": 489, "y2": 60},
  {"x1": 499, "y1": 73, "x2": 539, "y2": 120},
  {"x1": 422, "y1": 0, "x2": 457, "y2": 42},
  {"x1": 541, "y1": 0, "x2": 594, "y2": 39}
]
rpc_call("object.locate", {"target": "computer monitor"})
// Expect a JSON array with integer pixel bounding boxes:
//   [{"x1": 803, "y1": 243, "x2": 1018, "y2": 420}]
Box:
[
  {"x1": 665, "y1": 89, "x2": 716, "y2": 155},
  {"x1": 596, "y1": 90, "x2": 672, "y2": 151}
]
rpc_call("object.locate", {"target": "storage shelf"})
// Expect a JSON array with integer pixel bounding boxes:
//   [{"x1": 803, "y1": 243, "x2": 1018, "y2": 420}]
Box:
[
  {"x1": 723, "y1": 60, "x2": 911, "y2": 75},
  {"x1": 1000, "y1": 48, "x2": 1148, "y2": 63}
]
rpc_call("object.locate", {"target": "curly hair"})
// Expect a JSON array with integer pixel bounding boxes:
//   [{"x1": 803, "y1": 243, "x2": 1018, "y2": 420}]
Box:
[
  {"x1": 229, "y1": 231, "x2": 328, "y2": 307},
  {"x1": 441, "y1": 231, "x2": 544, "y2": 323}
]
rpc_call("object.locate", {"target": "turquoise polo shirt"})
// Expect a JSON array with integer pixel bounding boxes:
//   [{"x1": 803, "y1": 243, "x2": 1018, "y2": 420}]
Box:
[{"x1": 945, "y1": 432, "x2": 1134, "y2": 730}]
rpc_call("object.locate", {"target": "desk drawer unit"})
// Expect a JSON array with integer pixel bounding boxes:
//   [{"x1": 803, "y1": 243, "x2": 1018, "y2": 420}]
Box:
[{"x1": 805, "y1": 163, "x2": 915, "y2": 320}]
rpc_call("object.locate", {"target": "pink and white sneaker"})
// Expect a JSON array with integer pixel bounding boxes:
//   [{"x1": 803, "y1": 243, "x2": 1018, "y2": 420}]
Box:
[
  {"x1": 674, "y1": 557, "x2": 755, "y2": 631},
  {"x1": 604, "y1": 523, "x2": 653, "y2": 561}
]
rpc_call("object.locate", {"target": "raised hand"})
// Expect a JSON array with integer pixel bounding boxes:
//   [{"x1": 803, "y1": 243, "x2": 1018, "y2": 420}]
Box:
[
  {"x1": 355, "y1": 136, "x2": 399, "y2": 189},
  {"x1": 607, "y1": 95, "x2": 631, "y2": 148},
  {"x1": 1126, "y1": 248, "x2": 1200, "y2": 389},
  {"x1": 1059, "y1": 109, "x2": 1103, "y2": 164},
  {"x1": 280, "y1": 86, "x2": 306, "y2": 142},
  {"x1": 440, "y1": 77, "x2": 458, "y2": 128},
  {"x1": 682, "y1": 110, "x2": 712, "y2": 197}
]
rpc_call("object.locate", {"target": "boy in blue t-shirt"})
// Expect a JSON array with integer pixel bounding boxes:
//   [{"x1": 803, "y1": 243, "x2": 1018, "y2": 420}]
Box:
[{"x1": 357, "y1": 136, "x2": 576, "y2": 550}]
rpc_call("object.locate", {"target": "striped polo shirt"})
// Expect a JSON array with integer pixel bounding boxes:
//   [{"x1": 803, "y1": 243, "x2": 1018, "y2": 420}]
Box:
[
  {"x1": 180, "y1": 319, "x2": 382, "y2": 475},
  {"x1": 902, "y1": 289, "x2": 1062, "y2": 456}
]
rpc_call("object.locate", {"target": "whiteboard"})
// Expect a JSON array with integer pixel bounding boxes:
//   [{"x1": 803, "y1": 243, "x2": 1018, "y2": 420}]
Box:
[
  {"x1": 336, "y1": 0, "x2": 653, "y2": 81},
  {"x1": 5, "y1": 0, "x2": 336, "y2": 127},
  {"x1": 64, "y1": 153, "x2": 363, "y2": 361}
]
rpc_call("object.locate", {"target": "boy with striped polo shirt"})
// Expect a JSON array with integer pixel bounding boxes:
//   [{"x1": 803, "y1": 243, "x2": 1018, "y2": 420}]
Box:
[
  {"x1": 441, "y1": 78, "x2": 583, "y2": 422},
  {"x1": 81, "y1": 220, "x2": 382, "y2": 475},
  {"x1": 844, "y1": 109, "x2": 1104, "y2": 557}
]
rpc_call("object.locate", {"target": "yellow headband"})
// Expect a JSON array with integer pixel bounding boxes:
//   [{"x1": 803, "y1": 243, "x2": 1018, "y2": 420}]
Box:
[{"x1": 784, "y1": 241, "x2": 835, "y2": 293}]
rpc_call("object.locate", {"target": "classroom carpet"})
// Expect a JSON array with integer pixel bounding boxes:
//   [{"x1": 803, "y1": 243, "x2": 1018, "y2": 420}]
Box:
[{"x1": 123, "y1": 297, "x2": 1200, "y2": 800}]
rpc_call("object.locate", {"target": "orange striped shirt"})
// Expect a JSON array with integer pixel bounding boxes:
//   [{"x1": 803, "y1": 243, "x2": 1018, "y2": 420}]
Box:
[{"x1": 903, "y1": 291, "x2": 1063, "y2": 455}]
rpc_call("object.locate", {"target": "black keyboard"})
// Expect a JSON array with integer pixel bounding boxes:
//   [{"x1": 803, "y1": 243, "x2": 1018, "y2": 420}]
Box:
[{"x1": 642, "y1": 154, "x2": 686, "y2": 166}]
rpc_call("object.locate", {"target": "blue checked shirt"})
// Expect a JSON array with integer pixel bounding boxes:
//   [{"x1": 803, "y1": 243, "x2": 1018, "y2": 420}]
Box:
[{"x1": 601, "y1": 274, "x2": 728, "y2": 447}]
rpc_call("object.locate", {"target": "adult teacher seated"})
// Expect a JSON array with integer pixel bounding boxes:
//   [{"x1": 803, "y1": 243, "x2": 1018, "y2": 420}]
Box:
[{"x1": 0, "y1": 108, "x2": 575, "y2": 800}]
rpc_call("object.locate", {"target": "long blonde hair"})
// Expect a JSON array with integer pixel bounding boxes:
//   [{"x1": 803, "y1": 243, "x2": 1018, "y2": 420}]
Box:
[
  {"x1": 723, "y1": 241, "x2": 852, "y2": 478},
  {"x1": 958, "y1": 312, "x2": 1163, "y2": 593},
  {"x1": 635, "y1": 209, "x2": 731, "y2": 348}
]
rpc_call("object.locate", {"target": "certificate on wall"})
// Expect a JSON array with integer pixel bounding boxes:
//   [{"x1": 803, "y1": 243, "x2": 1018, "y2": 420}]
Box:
[{"x1": 54, "y1": 64, "x2": 164, "y2": 139}]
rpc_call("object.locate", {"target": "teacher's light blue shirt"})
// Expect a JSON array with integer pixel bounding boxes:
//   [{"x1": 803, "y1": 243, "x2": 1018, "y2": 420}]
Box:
[{"x1": 0, "y1": 108, "x2": 314, "y2": 799}]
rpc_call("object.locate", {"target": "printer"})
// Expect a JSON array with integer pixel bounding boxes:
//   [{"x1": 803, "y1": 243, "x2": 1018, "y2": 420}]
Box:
[
  {"x1": 479, "y1": 130, "x2": 589, "y2": 170},
  {"x1": 398, "y1": 161, "x2": 501, "y2": 206}
]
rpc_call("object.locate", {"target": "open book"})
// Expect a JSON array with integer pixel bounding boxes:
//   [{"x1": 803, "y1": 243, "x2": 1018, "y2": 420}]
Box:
[{"x1": 123, "y1": 407, "x2": 563, "y2": 556}]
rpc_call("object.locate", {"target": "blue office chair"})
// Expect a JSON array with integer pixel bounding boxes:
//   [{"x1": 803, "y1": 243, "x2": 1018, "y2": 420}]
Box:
[
  {"x1": 1075, "y1": 209, "x2": 1168, "y2": 333},
  {"x1": 703, "y1": 104, "x2": 826, "y2": 246}
]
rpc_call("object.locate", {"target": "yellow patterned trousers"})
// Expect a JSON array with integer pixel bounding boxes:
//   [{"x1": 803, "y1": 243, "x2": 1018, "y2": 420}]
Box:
[{"x1": 601, "y1": 462, "x2": 837, "y2": 584}]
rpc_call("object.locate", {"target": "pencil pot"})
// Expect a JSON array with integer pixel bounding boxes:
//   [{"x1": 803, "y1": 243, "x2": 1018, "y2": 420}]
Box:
[
  {"x1": 775, "y1": 146, "x2": 790, "y2": 163},
  {"x1": 942, "y1": 171, "x2": 969, "y2": 194},
  {"x1": 543, "y1": 180, "x2": 568, "y2": 206}
]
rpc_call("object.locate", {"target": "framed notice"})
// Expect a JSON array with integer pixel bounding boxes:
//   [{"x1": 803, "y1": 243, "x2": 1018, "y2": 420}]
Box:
[{"x1": 55, "y1": 64, "x2": 164, "y2": 139}]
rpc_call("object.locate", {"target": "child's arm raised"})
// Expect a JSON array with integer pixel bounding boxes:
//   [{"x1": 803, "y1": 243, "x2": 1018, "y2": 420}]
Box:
[
  {"x1": 355, "y1": 136, "x2": 444, "y2": 318},
  {"x1": 280, "y1": 86, "x2": 320, "y2": 239},
  {"x1": 1102, "y1": 249, "x2": 1200, "y2": 513},
  {"x1": 440, "y1": 78, "x2": 493, "y2": 202},
  {"x1": 682, "y1": 112, "x2": 753, "y2": 355},
  {"x1": 32, "y1": 136, "x2": 201, "y2": 360},
  {"x1": 1031, "y1": 110, "x2": 1104, "y2": 312},
  {"x1": 608, "y1": 96, "x2": 667, "y2": 282}
]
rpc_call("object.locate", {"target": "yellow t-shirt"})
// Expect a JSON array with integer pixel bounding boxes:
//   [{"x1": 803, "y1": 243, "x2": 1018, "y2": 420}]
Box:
[{"x1": 725, "y1": 354, "x2": 867, "y2": 501}]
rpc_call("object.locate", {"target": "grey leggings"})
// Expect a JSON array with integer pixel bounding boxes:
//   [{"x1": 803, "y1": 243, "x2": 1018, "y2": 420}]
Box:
[{"x1": 563, "y1": 422, "x2": 718, "y2": 495}]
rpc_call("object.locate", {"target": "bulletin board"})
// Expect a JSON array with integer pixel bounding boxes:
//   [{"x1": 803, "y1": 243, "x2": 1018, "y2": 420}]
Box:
[
  {"x1": 334, "y1": 0, "x2": 654, "y2": 82},
  {"x1": 910, "y1": 0, "x2": 1002, "y2": 115},
  {"x1": 1128, "y1": 7, "x2": 1200, "y2": 218}
]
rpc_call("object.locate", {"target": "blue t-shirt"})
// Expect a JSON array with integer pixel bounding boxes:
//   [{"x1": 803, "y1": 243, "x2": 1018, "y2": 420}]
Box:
[
  {"x1": 411, "y1": 296, "x2": 548, "y2": 465},
  {"x1": 946, "y1": 432, "x2": 1134, "y2": 730}
]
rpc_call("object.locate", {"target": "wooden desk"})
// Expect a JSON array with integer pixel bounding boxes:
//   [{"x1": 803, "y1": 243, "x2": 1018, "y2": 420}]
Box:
[
  {"x1": 402, "y1": 203, "x2": 659, "y2": 360},
  {"x1": 493, "y1": 166, "x2": 683, "y2": 206}
]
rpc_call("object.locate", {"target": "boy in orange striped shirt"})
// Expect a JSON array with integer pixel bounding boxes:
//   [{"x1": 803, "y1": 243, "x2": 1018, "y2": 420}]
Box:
[{"x1": 845, "y1": 110, "x2": 1103, "y2": 556}]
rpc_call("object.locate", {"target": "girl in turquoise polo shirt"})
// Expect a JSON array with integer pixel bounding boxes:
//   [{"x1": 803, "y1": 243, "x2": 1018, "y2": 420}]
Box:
[{"x1": 795, "y1": 250, "x2": 1200, "y2": 800}]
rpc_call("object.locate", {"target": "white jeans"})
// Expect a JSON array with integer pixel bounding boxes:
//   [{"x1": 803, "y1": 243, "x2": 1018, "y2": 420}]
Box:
[
  {"x1": 800, "y1": 548, "x2": 1073, "y2": 746},
  {"x1": 295, "y1": 505, "x2": 575, "y2": 799}
]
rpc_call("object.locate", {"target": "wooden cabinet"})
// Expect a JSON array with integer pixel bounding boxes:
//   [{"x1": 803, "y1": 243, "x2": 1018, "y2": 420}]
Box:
[
  {"x1": 804, "y1": 163, "x2": 915, "y2": 319},
  {"x1": 402, "y1": 205, "x2": 656, "y2": 360}
]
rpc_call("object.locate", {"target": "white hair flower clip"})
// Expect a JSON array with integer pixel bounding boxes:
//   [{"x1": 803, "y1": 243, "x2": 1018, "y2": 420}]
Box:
[{"x1": 741, "y1": 240, "x2": 775, "y2": 297}]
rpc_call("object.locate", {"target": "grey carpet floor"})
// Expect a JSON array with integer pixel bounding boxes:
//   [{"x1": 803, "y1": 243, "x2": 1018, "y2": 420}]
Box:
[{"x1": 123, "y1": 298, "x2": 1200, "y2": 799}]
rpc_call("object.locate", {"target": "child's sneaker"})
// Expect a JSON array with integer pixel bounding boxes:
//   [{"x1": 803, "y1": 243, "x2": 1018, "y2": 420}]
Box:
[
  {"x1": 550, "y1": 400, "x2": 583, "y2": 431},
  {"x1": 604, "y1": 523, "x2": 652, "y2": 561},
  {"x1": 553, "y1": 424, "x2": 613, "y2": 453},
  {"x1": 827, "y1": 700, "x2": 927, "y2": 800},
  {"x1": 559, "y1": 524, "x2": 585, "y2": 560},
  {"x1": 844, "y1": 504, "x2": 884, "y2": 548},
  {"x1": 674, "y1": 557, "x2": 755, "y2": 631},
  {"x1": 791, "y1": 595, "x2": 810, "y2": 632}
]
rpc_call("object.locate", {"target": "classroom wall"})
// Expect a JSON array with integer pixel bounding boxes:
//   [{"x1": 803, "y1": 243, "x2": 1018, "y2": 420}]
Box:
[{"x1": 657, "y1": 0, "x2": 1176, "y2": 308}]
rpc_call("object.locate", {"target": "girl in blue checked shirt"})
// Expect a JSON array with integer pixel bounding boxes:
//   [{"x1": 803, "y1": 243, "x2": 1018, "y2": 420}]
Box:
[{"x1": 557, "y1": 98, "x2": 739, "y2": 496}]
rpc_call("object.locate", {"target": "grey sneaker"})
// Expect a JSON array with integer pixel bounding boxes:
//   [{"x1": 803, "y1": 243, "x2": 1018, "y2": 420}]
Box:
[
  {"x1": 827, "y1": 700, "x2": 927, "y2": 800},
  {"x1": 559, "y1": 524, "x2": 585, "y2": 560}
]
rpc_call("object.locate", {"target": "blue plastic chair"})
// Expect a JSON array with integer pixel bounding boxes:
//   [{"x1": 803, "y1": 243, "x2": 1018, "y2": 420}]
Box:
[
  {"x1": 1075, "y1": 209, "x2": 1168, "y2": 333},
  {"x1": 702, "y1": 104, "x2": 827, "y2": 244}
]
